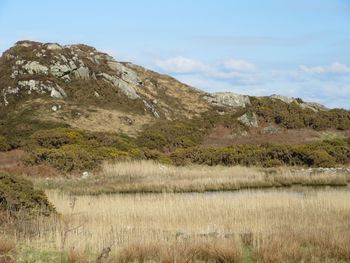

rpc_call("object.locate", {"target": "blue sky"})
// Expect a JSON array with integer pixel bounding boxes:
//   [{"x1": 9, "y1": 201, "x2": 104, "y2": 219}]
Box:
[{"x1": 0, "y1": 0, "x2": 349, "y2": 108}]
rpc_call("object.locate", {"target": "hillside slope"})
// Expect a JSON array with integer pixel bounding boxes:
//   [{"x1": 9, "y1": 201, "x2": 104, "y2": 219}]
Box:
[{"x1": 0, "y1": 40, "x2": 349, "y2": 170}]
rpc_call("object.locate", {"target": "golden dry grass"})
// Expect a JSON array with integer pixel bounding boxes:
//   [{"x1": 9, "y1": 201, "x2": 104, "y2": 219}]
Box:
[
  {"x1": 5, "y1": 187, "x2": 350, "y2": 262},
  {"x1": 37, "y1": 160, "x2": 350, "y2": 195}
]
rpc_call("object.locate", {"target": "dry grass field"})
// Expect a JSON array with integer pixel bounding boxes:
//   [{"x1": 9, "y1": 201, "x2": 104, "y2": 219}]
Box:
[
  {"x1": 36, "y1": 161, "x2": 350, "y2": 195},
  {"x1": 1, "y1": 161, "x2": 350, "y2": 262},
  {"x1": 2, "y1": 187, "x2": 350, "y2": 262}
]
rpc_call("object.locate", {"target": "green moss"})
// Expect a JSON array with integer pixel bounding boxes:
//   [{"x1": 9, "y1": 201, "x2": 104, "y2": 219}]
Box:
[{"x1": 0, "y1": 173, "x2": 55, "y2": 216}]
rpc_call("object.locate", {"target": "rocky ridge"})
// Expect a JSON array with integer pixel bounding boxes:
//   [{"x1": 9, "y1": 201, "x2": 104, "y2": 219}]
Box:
[{"x1": 0, "y1": 40, "x2": 336, "y2": 134}]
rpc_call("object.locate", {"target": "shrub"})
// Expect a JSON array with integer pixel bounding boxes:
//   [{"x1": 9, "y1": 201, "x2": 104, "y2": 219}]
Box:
[
  {"x1": 250, "y1": 97, "x2": 350, "y2": 130},
  {"x1": 0, "y1": 136, "x2": 11, "y2": 152},
  {"x1": 170, "y1": 138, "x2": 350, "y2": 167},
  {"x1": 30, "y1": 128, "x2": 84, "y2": 148},
  {"x1": 27, "y1": 145, "x2": 131, "y2": 172},
  {"x1": 0, "y1": 173, "x2": 55, "y2": 216},
  {"x1": 136, "y1": 110, "x2": 245, "y2": 152}
]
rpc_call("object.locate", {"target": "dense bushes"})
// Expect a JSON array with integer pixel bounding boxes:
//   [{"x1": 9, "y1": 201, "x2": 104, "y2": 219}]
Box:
[
  {"x1": 250, "y1": 97, "x2": 350, "y2": 130},
  {"x1": 136, "y1": 120, "x2": 204, "y2": 151},
  {"x1": 171, "y1": 139, "x2": 350, "y2": 168},
  {"x1": 136, "y1": 111, "x2": 245, "y2": 152},
  {"x1": 0, "y1": 109, "x2": 69, "y2": 149},
  {"x1": 0, "y1": 135, "x2": 11, "y2": 151},
  {"x1": 26, "y1": 128, "x2": 142, "y2": 172},
  {"x1": 0, "y1": 173, "x2": 55, "y2": 216}
]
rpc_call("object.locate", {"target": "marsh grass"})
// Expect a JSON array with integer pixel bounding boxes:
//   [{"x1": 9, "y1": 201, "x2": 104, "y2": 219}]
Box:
[
  {"x1": 36, "y1": 160, "x2": 350, "y2": 195},
  {"x1": 3, "y1": 189, "x2": 350, "y2": 262}
]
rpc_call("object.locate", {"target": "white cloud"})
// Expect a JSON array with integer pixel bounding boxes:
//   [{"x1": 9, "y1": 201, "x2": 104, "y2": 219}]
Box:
[
  {"x1": 221, "y1": 59, "x2": 256, "y2": 72},
  {"x1": 154, "y1": 56, "x2": 260, "y2": 85},
  {"x1": 300, "y1": 62, "x2": 350, "y2": 75},
  {"x1": 154, "y1": 56, "x2": 208, "y2": 74}
]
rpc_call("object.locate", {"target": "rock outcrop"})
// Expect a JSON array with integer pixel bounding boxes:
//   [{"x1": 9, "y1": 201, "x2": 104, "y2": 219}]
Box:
[
  {"x1": 238, "y1": 112, "x2": 259, "y2": 127},
  {"x1": 204, "y1": 92, "x2": 251, "y2": 108},
  {"x1": 0, "y1": 40, "x2": 209, "y2": 120},
  {"x1": 270, "y1": 94, "x2": 328, "y2": 112}
]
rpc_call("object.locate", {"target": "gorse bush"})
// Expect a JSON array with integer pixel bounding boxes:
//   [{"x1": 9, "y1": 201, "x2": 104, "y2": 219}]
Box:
[
  {"x1": 0, "y1": 108, "x2": 69, "y2": 149},
  {"x1": 136, "y1": 110, "x2": 246, "y2": 152},
  {"x1": 0, "y1": 173, "x2": 55, "y2": 216},
  {"x1": 0, "y1": 135, "x2": 11, "y2": 151},
  {"x1": 250, "y1": 97, "x2": 350, "y2": 130},
  {"x1": 171, "y1": 139, "x2": 350, "y2": 167},
  {"x1": 26, "y1": 128, "x2": 142, "y2": 172}
]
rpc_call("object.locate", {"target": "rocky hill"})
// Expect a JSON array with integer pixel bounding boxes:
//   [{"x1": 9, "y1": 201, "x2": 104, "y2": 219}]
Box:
[{"x1": 0, "y1": 40, "x2": 349, "y2": 170}]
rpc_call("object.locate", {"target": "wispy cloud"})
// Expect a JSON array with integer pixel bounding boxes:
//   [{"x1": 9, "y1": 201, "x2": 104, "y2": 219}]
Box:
[
  {"x1": 154, "y1": 56, "x2": 208, "y2": 74},
  {"x1": 152, "y1": 56, "x2": 350, "y2": 109},
  {"x1": 300, "y1": 62, "x2": 350, "y2": 75},
  {"x1": 195, "y1": 34, "x2": 319, "y2": 47},
  {"x1": 154, "y1": 56, "x2": 261, "y2": 85}
]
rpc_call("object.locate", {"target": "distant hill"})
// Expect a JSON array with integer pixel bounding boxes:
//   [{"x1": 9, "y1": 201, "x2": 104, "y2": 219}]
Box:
[{"x1": 0, "y1": 40, "x2": 349, "y2": 170}]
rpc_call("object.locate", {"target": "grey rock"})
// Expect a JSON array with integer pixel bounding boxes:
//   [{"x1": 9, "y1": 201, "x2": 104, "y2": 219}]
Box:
[
  {"x1": 270, "y1": 94, "x2": 328, "y2": 112},
  {"x1": 17, "y1": 80, "x2": 66, "y2": 99},
  {"x1": 50, "y1": 63, "x2": 72, "y2": 77},
  {"x1": 238, "y1": 112, "x2": 259, "y2": 127},
  {"x1": 263, "y1": 126, "x2": 279, "y2": 134},
  {"x1": 73, "y1": 67, "x2": 90, "y2": 80},
  {"x1": 143, "y1": 100, "x2": 160, "y2": 118},
  {"x1": 17, "y1": 42, "x2": 32, "y2": 47},
  {"x1": 46, "y1": 43, "x2": 62, "y2": 50},
  {"x1": 205, "y1": 92, "x2": 251, "y2": 108},
  {"x1": 100, "y1": 73, "x2": 140, "y2": 100},
  {"x1": 22, "y1": 61, "x2": 49, "y2": 75},
  {"x1": 270, "y1": 94, "x2": 295, "y2": 104},
  {"x1": 107, "y1": 61, "x2": 141, "y2": 85},
  {"x1": 2, "y1": 86, "x2": 20, "y2": 106}
]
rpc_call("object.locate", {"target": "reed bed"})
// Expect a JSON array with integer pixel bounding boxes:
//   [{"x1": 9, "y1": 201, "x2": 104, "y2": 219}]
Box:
[
  {"x1": 6, "y1": 188, "x2": 350, "y2": 262},
  {"x1": 35, "y1": 161, "x2": 349, "y2": 195}
]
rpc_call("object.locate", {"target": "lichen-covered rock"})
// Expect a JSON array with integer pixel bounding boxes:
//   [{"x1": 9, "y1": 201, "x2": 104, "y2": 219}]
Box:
[
  {"x1": 270, "y1": 94, "x2": 328, "y2": 112},
  {"x1": 50, "y1": 62, "x2": 73, "y2": 78},
  {"x1": 205, "y1": 92, "x2": 251, "y2": 108},
  {"x1": 46, "y1": 43, "x2": 62, "y2": 50},
  {"x1": 107, "y1": 61, "x2": 141, "y2": 85},
  {"x1": 238, "y1": 112, "x2": 258, "y2": 127},
  {"x1": 16, "y1": 80, "x2": 66, "y2": 99},
  {"x1": 100, "y1": 73, "x2": 139, "y2": 99},
  {"x1": 270, "y1": 94, "x2": 295, "y2": 104},
  {"x1": 73, "y1": 66, "x2": 90, "y2": 80},
  {"x1": 22, "y1": 61, "x2": 49, "y2": 75}
]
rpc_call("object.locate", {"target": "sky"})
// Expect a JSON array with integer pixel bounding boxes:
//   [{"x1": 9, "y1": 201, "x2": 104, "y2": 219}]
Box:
[{"x1": 0, "y1": 0, "x2": 349, "y2": 109}]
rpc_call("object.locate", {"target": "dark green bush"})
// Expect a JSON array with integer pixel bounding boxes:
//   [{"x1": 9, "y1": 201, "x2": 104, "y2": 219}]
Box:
[
  {"x1": 0, "y1": 173, "x2": 55, "y2": 216},
  {"x1": 27, "y1": 144, "x2": 131, "y2": 172},
  {"x1": 170, "y1": 138, "x2": 350, "y2": 168},
  {"x1": 136, "y1": 110, "x2": 245, "y2": 152},
  {"x1": 0, "y1": 135, "x2": 11, "y2": 151},
  {"x1": 250, "y1": 97, "x2": 350, "y2": 130},
  {"x1": 30, "y1": 128, "x2": 84, "y2": 148}
]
